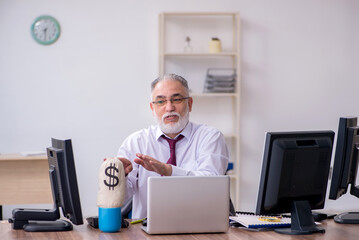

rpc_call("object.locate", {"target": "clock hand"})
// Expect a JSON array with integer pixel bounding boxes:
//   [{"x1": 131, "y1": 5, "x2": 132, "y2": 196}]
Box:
[{"x1": 43, "y1": 28, "x2": 47, "y2": 41}]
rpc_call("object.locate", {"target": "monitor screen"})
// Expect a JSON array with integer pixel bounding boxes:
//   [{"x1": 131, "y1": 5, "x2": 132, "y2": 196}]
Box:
[
  {"x1": 256, "y1": 131, "x2": 334, "y2": 235},
  {"x1": 329, "y1": 117, "x2": 359, "y2": 223},
  {"x1": 9, "y1": 138, "x2": 83, "y2": 232}
]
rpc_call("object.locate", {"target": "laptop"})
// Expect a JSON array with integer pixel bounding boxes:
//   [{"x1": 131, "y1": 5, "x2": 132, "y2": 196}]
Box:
[{"x1": 142, "y1": 175, "x2": 230, "y2": 234}]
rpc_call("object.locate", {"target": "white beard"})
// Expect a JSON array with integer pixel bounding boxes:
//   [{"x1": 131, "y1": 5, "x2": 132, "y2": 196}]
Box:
[{"x1": 154, "y1": 108, "x2": 189, "y2": 135}]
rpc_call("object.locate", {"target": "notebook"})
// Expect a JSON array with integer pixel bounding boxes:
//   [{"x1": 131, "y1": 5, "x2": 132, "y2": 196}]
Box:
[
  {"x1": 142, "y1": 175, "x2": 230, "y2": 234},
  {"x1": 230, "y1": 212, "x2": 291, "y2": 229}
]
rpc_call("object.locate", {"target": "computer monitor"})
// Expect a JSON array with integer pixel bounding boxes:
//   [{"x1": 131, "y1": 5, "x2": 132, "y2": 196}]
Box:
[
  {"x1": 329, "y1": 117, "x2": 359, "y2": 223},
  {"x1": 256, "y1": 131, "x2": 334, "y2": 235},
  {"x1": 9, "y1": 138, "x2": 83, "y2": 231}
]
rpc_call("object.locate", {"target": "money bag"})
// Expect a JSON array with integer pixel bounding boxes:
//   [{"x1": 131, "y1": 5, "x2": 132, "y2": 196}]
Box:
[{"x1": 97, "y1": 157, "x2": 126, "y2": 232}]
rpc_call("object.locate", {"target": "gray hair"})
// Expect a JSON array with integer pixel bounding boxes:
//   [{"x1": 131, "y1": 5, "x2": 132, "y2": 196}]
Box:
[{"x1": 151, "y1": 74, "x2": 190, "y2": 97}]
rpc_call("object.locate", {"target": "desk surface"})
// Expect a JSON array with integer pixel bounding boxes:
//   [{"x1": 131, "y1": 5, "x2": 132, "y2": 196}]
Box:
[
  {"x1": 0, "y1": 154, "x2": 47, "y2": 161},
  {"x1": 1, "y1": 219, "x2": 359, "y2": 240}
]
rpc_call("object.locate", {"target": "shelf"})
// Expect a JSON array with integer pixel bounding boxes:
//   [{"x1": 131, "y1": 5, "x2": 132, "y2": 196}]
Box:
[
  {"x1": 163, "y1": 52, "x2": 238, "y2": 57},
  {"x1": 161, "y1": 12, "x2": 239, "y2": 17},
  {"x1": 190, "y1": 92, "x2": 238, "y2": 97},
  {"x1": 159, "y1": 11, "x2": 240, "y2": 210}
]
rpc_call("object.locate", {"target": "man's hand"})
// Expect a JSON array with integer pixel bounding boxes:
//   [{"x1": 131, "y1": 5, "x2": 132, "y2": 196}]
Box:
[
  {"x1": 116, "y1": 157, "x2": 133, "y2": 176},
  {"x1": 134, "y1": 153, "x2": 172, "y2": 176}
]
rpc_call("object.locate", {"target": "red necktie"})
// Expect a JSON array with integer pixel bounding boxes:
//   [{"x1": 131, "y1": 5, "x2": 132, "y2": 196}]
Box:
[{"x1": 161, "y1": 135, "x2": 184, "y2": 166}]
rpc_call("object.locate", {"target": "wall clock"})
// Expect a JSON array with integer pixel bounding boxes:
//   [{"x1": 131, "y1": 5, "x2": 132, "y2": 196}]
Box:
[{"x1": 31, "y1": 15, "x2": 61, "y2": 45}]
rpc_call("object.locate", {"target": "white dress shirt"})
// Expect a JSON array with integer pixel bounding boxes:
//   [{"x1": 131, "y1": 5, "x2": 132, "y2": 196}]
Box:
[{"x1": 117, "y1": 121, "x2": 229, "y2": 219}]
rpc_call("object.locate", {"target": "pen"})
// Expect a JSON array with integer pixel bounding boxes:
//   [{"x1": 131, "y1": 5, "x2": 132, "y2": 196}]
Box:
[{"x1": 130, "y1": 218, "x2": 146, "y2": 224}]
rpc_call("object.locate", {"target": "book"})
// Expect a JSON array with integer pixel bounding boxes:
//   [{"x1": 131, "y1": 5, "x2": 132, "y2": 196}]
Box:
[{"x1": 230, "y1": 212, "x2": 291, "y2": 229}]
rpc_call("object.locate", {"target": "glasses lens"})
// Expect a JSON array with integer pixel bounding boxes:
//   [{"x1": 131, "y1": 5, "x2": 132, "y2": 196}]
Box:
[
  {"x1": 156, "y1": 100, "x2": 166, "y2": 106},
  {"x1": 153, "y1": 97, "x2": 188, "y2": 106},
  {"x1": 171, "y1": 98, "x2": 184, "y2": 104}
]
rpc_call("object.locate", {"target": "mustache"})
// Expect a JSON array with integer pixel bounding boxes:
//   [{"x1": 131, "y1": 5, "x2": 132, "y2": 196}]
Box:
[{"x1": 162, "y1": 112, "x2": 180, "y2": 121}]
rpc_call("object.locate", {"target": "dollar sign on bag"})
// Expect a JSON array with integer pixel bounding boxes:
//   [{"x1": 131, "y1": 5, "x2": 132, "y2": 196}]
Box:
[{"x1": 104, "y1": 163, "x2": 119, "y2": 190}]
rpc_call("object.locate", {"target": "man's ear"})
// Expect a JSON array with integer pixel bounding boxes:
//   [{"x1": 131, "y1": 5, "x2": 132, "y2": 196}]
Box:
[
  {"x1": 188, "y1": 97, "x2": 193, "y2": 112},
  {"x1": 150, "y1": 102, "x2": 155, "y2": 115}
]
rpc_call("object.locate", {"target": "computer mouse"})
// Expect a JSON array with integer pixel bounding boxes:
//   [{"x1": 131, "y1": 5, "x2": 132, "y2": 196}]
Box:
[
  {"x1": 142, "y1": 219, "x2": 147, "y2": 227},
  {"x1": 312, "y1": 212, "x2": 327, "y2": 222}
]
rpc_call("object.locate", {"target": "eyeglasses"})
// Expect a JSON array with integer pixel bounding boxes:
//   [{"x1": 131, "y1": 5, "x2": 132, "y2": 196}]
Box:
[{"x1": 152, "y1": 97, "x2": 189, "y2": 107}]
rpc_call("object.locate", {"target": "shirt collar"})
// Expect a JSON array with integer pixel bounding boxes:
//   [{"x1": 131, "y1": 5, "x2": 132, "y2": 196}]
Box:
[{"x1": 155, "y1": 121, "x2": 192, "y2": 141}]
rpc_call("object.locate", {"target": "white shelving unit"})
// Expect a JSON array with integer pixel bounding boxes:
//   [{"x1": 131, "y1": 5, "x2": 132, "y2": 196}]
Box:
[{"x1": 159, "y1": 12, "x2": 240, "y2": 209}]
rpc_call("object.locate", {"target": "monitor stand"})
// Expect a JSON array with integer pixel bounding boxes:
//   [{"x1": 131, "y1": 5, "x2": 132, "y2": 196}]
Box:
[
  {"x1": 23, "y1": 220, "x2": 73, "y2": 232},
  {"x1": 275, "y1": 200, "x2": 325, "y2": 235},
  {"x1": 334, "y1": 212, "x2": 359, "y2": 224},
  {"x1": 8, "y1": 206, "x2": 73, "y2": 232}
]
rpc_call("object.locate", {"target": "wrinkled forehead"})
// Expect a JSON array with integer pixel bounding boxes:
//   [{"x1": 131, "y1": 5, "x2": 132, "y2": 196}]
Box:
[{"x1": 151, "y1": 80, "x2": 187, "y2": 100}]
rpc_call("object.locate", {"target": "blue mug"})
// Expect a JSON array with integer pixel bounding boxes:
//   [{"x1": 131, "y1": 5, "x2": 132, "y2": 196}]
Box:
[{"x1": 98, "y1": 207, "x2": 121, "y2": 232}]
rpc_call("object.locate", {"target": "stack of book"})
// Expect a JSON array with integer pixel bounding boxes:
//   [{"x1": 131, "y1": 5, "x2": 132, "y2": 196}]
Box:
[{"x1": 203, "y1": 68, "x2": 236, "y2": 93}]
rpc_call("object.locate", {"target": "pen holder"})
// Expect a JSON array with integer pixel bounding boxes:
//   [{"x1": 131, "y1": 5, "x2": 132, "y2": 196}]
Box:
[
  {"x1": 209, "y1": 38, "x2": 221, "y2": 53},
  {"x1": 98, "y1": 207, "x2": 121, "y2": 232}
]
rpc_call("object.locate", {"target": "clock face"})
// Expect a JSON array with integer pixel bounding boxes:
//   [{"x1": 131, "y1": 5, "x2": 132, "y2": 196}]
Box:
[{"x1": 31, "y1": 15, "x2": 61, "y2": 45}]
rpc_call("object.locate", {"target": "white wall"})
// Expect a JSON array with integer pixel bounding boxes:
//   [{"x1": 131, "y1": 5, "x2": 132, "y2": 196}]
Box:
[{"x1": 1, "y1": 0, "x2": 358, "y2": 218}]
